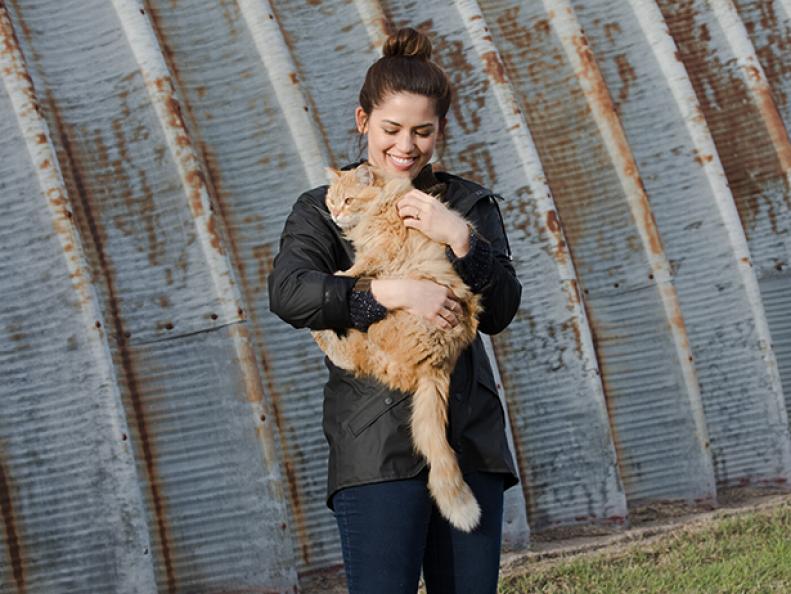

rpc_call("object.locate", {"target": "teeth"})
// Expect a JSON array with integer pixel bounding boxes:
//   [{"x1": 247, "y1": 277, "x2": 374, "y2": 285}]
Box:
[{"x1": 389, "y1": 154, "x2": 415, "y2": 165}]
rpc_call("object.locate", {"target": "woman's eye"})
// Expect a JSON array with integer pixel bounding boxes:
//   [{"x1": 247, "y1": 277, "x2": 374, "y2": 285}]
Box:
[
  {"x1": 383, "y1": 129, "x2": 398, "y2": 135},
  {"x1": 416, "y1": 131, "x2": 431, "y2": 138}
]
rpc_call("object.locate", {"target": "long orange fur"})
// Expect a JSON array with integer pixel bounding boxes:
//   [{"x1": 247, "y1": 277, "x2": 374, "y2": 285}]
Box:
[{"x1": 313, "y1": 164, "x2": 483, "y2": 532}]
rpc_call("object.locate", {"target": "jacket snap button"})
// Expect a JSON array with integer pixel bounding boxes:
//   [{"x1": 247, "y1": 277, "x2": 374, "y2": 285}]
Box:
[{"x1": 384, "y1": 397, "x2": 393, "y2": 405}]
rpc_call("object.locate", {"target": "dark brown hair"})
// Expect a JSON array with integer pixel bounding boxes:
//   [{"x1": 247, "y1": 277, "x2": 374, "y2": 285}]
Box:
[{"x1": 358, "y1": 27, "x2": 452, "y2": 120}]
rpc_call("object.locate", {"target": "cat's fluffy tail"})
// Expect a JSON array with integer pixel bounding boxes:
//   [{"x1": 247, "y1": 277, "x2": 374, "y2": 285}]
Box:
[{"x1": 411, "y1": 372, "x2": 481, "y2": 532}]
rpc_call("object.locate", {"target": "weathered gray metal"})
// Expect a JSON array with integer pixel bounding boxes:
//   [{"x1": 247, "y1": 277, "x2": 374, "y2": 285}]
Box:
[
  {"x1": 479, "y1": 0, "x2": 718, "y2": 506},
  {"x1": 1, "y1": 7, "x2": 155, "y2": 592},
  {"x1": 661, "y1": 0, "x2": 791, "y2": 434},
  {"x1": 576, "y1": 0, "x2": 791, "y2": 491},
  {"x1": 2, "y1": 0, "x2": 298, "y2": 591},
  {"x1": 2, "y1": 0, "x2": 791, "y2": 592}
]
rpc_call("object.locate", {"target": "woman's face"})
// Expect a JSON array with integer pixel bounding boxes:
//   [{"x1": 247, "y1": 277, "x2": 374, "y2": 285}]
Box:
[{"x1": 355, "y1": 92, "x2": 445, "y2": 179}]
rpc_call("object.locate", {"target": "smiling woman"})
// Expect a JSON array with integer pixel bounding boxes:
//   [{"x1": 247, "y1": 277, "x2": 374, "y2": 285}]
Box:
[
  {"x1": 355, "y1": 92, "x2": 441, "y2": 177},
  {"x1": 268, "y1": 26, "x2": 522, "y2": 594}
]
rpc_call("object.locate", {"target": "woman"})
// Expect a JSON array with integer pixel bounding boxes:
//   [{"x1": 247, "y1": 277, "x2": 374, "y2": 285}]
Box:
[{"x1": 268, "y1": 27, "x2": 521, "y2": 594}]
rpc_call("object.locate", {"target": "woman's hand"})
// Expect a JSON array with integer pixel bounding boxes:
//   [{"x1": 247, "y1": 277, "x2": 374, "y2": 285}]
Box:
[
  {"x1": 397, "y1": 189, "x2": 471, "y2": 257},
  {"x1": 371, "y1": 278, "x2": 462, "y2": 330}
]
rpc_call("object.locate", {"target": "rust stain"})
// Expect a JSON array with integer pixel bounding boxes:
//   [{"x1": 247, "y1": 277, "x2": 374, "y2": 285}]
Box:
[
  {"x1": 693, "y1": 151, "x2": 713, "y2": 165},
  {"x1": 482, "y1": 50, "x2": 506, "y2": 84},
  {"x1": 205, "y1": 213, "x2": 224, "y2": 254},
  {"x1": 289, "y1": 72, "x2": 298, "y2": 85},
  {"x1": 0, "y1": 450, "x2": 26, "y2": 593},
  {"x1": 35, "y1": 133, "x2": 45, "y2": 144},
  {"x1": 613, "y1": 54, "x2": 636, "y2": 111},
  {"x1": 456, "y1": 142, "x2": 497, "y2": 187},
  {"x1": 659, "y1": 0, "x2": 791, "y2": 238},
  {"x1": 44, "y1": 91, "x2": 178, "y2": 593},
  {"x1": 251, "y1": 243, "x2": 273, "y2": 293},
  {"x1": 603, "y1": 22, "x2": 622, "y2": 45},
  {"x1": 546, "y1": 209, "x2": 560, "y2": 233},
  {"x1": 138, "y1": 168, "x2": 164, "y2": 267},
  {"x1": 752, "y1": 82, "x2": 791, "y2": 173},
  {"x1": 185, "y1": 170, "x2": 205, "y2": 216}
]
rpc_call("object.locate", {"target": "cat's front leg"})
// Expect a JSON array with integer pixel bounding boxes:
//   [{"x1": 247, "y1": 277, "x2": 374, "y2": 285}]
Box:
[{"x1": 312, "y1": 329, "x2": 357, "y2": 371}]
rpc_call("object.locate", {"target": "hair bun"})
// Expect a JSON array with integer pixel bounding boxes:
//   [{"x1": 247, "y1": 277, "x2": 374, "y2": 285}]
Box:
[{"x1": 382, "y1": 27, "x2": 432, "y2": 60}]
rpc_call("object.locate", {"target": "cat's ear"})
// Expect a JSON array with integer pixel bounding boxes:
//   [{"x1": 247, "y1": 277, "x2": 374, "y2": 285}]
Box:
[
  {"x1": 325, "y1": 167, "x2": 341, "y2": 183},
  {"x1": 355, "y1": 164, "x2": 372, "y2": 186}
]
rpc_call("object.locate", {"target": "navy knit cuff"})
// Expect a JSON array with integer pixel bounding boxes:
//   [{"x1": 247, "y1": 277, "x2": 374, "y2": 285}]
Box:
[
  {"x1": 349, "y1": 289, "x2": 388, "y2": 331},
  {"x1": 445, "y1": 229, "x2": 494, "y2": 293}
]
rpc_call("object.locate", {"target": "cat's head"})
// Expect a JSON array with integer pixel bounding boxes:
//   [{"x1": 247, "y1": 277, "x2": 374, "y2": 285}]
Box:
[{"x1": 325, "y1": 164, "x2": 382, "y2": 229}]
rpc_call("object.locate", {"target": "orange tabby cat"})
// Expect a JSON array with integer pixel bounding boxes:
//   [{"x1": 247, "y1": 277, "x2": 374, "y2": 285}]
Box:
[{"x1": 313, "y1": 163, "x2": 483, "y2": 532}]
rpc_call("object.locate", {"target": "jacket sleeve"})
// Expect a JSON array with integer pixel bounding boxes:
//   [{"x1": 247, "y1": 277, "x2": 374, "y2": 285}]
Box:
[
  {"x1": 463, "y1": 195, "x2": 522, "y2": 335},
  {"x1": 268, "y1": 192, "x2": 357, "y2": 330}
]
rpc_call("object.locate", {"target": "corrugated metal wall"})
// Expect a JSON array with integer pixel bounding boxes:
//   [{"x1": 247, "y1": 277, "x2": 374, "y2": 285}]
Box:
[{"x1": 1, "y1": 0, "x2": 790, "y2": 591}]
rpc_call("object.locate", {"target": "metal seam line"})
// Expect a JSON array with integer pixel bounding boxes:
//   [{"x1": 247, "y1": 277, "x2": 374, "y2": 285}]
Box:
[
  {"x1": 0, "y1": 6, "x2": 157, "y2": 593},
  {"x1": 351, "y1": 0, "x2": 390, "y2": 53},
  {"x1": 238, "y1": 0, "x2": 329, "y2": 188},
  {"x1": 546, "y1": 0, "x2": 715, "y2": 489}
]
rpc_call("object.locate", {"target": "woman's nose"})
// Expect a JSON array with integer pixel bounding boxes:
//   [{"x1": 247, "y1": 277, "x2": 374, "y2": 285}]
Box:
[{"x1": 395, "y1": 132, "x2": 414, "y2": 153}]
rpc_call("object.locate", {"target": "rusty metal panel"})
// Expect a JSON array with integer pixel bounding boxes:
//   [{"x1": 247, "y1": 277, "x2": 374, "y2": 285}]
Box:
[
  {"x1": 3, "y1": 0, "x2": 791, "y2": 589},
  {"x1": 120, "y1": 323, "x2": 299, "y2": 592},
  {"x1": 0, "y1": 13, "x2": 155, "y2": 592},
  {"x1": 570, "y1": 0, "x2": 791, "y2": 487},
  {"x1": 377, "y1": 0, "x2": 626, "y2": 531},
  {"x1": 478, "y1": 0, "x2": 717, "y2": 505},
  {"x1": 3, "y1": 0, "x2": 298, "y2": 591},
  {"x1": 140, "y1": 0, "x2": 344, "y2": 576},
  {"x1": 659, "y1": 0, "x2": 791, "y2": 456}
]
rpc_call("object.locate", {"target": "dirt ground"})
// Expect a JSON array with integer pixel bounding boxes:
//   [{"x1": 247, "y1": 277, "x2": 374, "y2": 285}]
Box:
[{"x1": 298, "y1": 486, "x2": 791, "y2": 594}]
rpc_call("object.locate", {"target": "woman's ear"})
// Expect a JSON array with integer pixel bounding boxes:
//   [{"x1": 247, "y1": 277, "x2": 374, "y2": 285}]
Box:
[{"x1": 355, "y1": 106, "x2": 369, "y2": 134}]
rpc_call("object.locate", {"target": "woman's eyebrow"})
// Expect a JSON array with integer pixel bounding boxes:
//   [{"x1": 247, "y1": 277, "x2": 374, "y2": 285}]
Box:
[{"x1": 381, "y1": 119, "x2": 434, "y2": 129}]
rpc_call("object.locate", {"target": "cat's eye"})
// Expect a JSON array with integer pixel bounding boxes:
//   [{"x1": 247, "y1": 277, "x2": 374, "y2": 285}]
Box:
[{"x1": 344, "y1": 197, "x2": 352, "y2": 205}]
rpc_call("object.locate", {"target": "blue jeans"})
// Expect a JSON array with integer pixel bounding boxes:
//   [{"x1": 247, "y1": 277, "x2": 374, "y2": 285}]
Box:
[{"x1": 331, "y1": 468, "x2": 506, "y2": 594}]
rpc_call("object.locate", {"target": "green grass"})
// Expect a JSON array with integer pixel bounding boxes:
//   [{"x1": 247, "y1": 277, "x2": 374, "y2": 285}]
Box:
[{"x1": 499, "y1": 501, "x2": 791, "y2": 594}]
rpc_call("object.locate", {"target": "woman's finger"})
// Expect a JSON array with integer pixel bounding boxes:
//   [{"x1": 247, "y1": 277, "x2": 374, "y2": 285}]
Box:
[
  {"x1": 399, "y1": 205, "x2": 422, "y2": 220},
  {"x1": 438, "y1": 307, "x2": 458, "y2": 327},
  {"x1": 444, "y1": 299, "x2": 460, "y2": 314}
]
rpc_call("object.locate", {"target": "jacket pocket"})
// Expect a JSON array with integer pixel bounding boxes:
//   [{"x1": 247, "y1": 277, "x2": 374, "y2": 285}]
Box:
[{"x1": 346, "y1": 384, "x2": 411, "y2": 437}]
